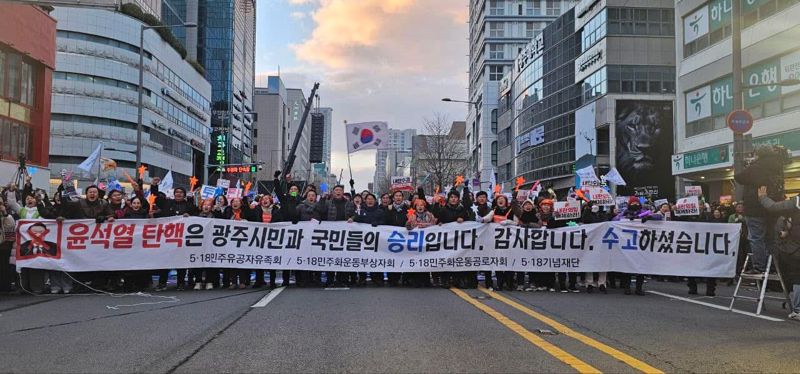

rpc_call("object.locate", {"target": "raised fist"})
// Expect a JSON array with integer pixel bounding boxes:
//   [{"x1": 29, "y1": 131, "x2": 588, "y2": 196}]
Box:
[{"x1": 274, "y1": 170, "x2": 282, "y2": 179}]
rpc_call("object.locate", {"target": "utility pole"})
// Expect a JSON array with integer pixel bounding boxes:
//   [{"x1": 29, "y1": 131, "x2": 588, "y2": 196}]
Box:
[{"x1": 731, "y1": 0, "x2": 745, "y2": 200}]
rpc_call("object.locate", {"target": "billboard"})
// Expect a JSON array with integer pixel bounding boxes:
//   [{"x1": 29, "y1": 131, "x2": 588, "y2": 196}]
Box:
[{"x1": 615, "y1": 100, "x2": 674, "y2": 199}]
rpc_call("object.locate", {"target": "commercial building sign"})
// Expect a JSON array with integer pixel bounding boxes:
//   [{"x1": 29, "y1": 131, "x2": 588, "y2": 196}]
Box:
[
  {"x1": 685, "y1": 85, "x2": 711, "y2": 123},
  {"x1": 781, "y1": 50, "x2": 800, "y2": 95},
  {"x1": 709, "y1": 0, "x2": 732, "y2": 32},
  {"x1": 214, "y1": 133, "x2": 227, "y2": 165},
  {"x1": 516, "y1": 126, "x2": 545, "y2": 153},
  {"x1": 516, "y1": 34, "x2": 544, "y2": 73},
  {"x1": 672, "y1": 144, "x2": 732, "y2": 175},
  {"x1": 684, "y1": 5, "x2": 709, "y2": 44},
  {"x1": 574, "y1": 38, "x2": 606, "y2": 83},
  {"x1": 744, "y1": 57, "x2": 780, "y2": 107},
  {"x1": 752, "y1": 129, "x2": 800, "y2": 157}
]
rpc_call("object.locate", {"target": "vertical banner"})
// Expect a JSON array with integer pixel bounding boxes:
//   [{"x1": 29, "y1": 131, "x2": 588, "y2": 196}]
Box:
[{"x1": 615, "y1": 100, "x2": 675, "y2": 199}]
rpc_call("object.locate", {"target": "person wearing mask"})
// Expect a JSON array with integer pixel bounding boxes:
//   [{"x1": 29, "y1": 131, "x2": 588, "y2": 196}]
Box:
[
  {"x1": 153, "y1": 183, "x2": 198, "y2": 291},
  {"x1": 535, "y1": 199, "x2": 558, "y2": 292},
  {"x1": 382, "y1": 190, "x2": 409, "y2": 287},
  {"x1": 432, "y1": 190, "x2": 471, "y2": 288},
  {"x1": 734, "y1": 145, "x2": 788, "y2": 274},
  {"x1": 273, "y1": 171, "x2": 301, "y2": 224},
  {"x1": 352, "y1": 193, "x2": 383, "y2": 286},
  {"x1": 613, "y1": 196, "x2": 646, "y2": 296},
  {"x1": 757, "y1": 186, "x2": 800, "y2": 321},
  {"x1": 406, "y1": 198, "x2": 437, "y2": 288},
  {"x1": 297, "y1": 190, "x2": 320, "y2": 286},
  {"x1": 315, "y1": 185, "x2": 356, "y2": 286},
  {"x1": 0, "y1": 200, "x2": 16, "y2": 293},
  {"x1": 514, "y1": 199, "x2": 541, "y2": 292},
  {"x1": 120, "y1": 196, "x2": 152, "y2": 291},
  {"x1": 246, "y1": 194, "x2": 285, "y2": 289}
]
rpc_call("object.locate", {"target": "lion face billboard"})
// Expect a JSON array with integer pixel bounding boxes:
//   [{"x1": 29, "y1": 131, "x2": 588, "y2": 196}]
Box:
[{"x1": 615, "y1": 100, "x2": 675, "y2": 199}]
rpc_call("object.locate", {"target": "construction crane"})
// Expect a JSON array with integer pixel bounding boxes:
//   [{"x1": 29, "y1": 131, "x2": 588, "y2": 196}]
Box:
[{"x1": 281, "y1": 82, "x2": 320, "y2": 179}]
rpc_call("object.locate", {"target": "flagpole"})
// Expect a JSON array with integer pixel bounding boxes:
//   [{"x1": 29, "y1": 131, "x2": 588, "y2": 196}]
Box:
[
  {"x1": 344, "y1": 120, "x2": 354, "y2": 182},
  {"x1": 95, "y1": 142, "x2": 104, "y2": 186}
]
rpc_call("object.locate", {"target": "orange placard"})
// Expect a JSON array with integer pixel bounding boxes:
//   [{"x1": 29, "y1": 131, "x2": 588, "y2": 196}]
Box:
[
  {"x1": 189, "y1": 176, "x2": 199, "y2": 192},
  {"x1": 454, "y1": 175, "x2": 464, "y2": 186},
  {"x1": 137, "y1": 165, "x2": 147, "y2": 179}
]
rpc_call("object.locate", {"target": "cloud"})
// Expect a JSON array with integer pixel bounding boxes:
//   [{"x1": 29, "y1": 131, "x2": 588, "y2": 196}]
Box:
[
  {"x1": 290, "y1": 11, "x2": 307, "y2": 20},
  {"x1": 264, "y1": 0, "x2": 469, "y2": 191},
  {"x1": 288, "y1": 0, "x2": 316, "y2": 5}
]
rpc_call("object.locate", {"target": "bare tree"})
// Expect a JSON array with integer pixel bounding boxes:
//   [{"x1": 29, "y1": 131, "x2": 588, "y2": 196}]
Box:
[{"x1": 413, "y1": 113, "x2": 468, "y2": 193}]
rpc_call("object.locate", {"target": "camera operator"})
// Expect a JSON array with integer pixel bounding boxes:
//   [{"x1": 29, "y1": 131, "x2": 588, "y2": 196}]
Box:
[
  {"x1": 757, "y1": 186, "x2": 800, "y2": 321},
  {"x1": 734, "y1": 145, "x2": 788, "y2": 274}
]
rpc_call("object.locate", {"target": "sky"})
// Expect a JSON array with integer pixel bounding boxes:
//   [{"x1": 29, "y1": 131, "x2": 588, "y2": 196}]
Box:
[{"x1": 255, "y1": 0, "x2": 470, "y2": 191}]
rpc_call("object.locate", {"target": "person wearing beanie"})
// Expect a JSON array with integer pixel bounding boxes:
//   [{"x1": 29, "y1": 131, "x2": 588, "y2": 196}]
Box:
[
  {"x1": 534, "y1": 198, "x2": 559, "y2": 291},
  {"x1": 515, "y1": 199, "x2": 541, "y2": 291}
]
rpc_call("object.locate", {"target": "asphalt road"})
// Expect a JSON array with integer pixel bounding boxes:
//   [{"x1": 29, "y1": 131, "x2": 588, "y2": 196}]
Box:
[{"x1": 1, "y1": 278, "x2": 798, "y2": 373}]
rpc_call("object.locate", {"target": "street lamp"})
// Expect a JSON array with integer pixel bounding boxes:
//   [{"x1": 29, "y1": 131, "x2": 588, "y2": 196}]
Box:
[
  {"x1": 441, "y1": 97, "x2": 479, "y2": 109},
  {"x1": 136, "y1": 22, "x2": 198, "y2": 171}
]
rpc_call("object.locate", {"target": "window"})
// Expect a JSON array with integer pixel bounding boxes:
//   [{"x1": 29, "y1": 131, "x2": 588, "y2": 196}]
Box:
[
  {"x1": 7, "y1": 54, "x2": 20, "y2": 103},
  {"x1": 606, "y1": 65, "x2": 675, "y2": 95},
  {"x1": 489, "y1": 44, "x2": 504, "y2": 59},
  {"x1": 20, "y1": 61, "x2": 35, "y2": 107},
  {"x1": 546, "y1": 0, "x2": 560, "y2": 16},
  {"x1": 525, "y1": 0, "x2": 538, "y2": 16},
  {"x1": 0, "y1": 50, "x2": 5, "y2": 98},
  {"x1": 581, "y1": 9, "x2": 606, "y2": 52},
  {"x1": 491, "y1": 109, "x2": 498, "y2": 134},
  {"x1": 489, "y1": 65, "x2": 505, "y2": 81},
  {"x1": 489, "y1": 22, "x2": 504, "y2": 38},
  {"x1": 491, "y1": 141, "x2": 498, "y2": 166},
  {"x1": 608, "y1": 7, "x2": 673, "y2": 37},
  {"x1": 489, "y1": 0, "x2": 504, "y2": 15},
  {"x1": 525, "y1": 22, "x2": 538, "y2": 38},
  {"x1": 582, "y1": 67, "x2": 607, "y2": 103},
  {"x1": 0, "y1": 118, "x2": 31, "y2": 161}
]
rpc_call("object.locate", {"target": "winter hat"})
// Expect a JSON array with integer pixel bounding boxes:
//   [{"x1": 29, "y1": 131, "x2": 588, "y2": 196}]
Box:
[
  {"x1": 628, "y1": 196, "x2": 640, "y2": 205},
  {"x1": 539, "y1": 199, "x2": 553, "y2": 207}
]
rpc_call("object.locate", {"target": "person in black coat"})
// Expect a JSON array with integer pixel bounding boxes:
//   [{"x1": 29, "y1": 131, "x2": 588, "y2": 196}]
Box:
[
  {"x1": 273, "y1": 171, "x2": 301, "y2": 224},
  {"x1": 432, "y1": 190, "x2": 471, "y2": 288},
  {"x1": 734, "y1": 145, "x2": 788, "y2": 273},
  {"x1": 352, "y1": 193, "x2": 384, "y2": 286},
  {"x1": 382, "y1": 190, "x2": 409, "y2": 287},
  {"x1": 315, "y1": 185, "x2": 355, "y2": 286},
  {"x1": 245, "y1": 194, "x2": 286, "y2": 289},
  {"x1": 152, "y1": 185, "x2": 198, "y2": 291}
]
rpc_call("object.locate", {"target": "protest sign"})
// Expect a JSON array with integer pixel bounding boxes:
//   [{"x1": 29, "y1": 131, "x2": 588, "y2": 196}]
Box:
[
  {"x1": 685, "y1": 185, "x2": 703, "y2": 197},
  {"x1": 391, "y1": 176, "x2": 414, "y2": 192},
  {"x1": 216, "y1": 179, "x2": 230, "y2": 189},
  {"x1": 554, "y1": 201, "x2": 581, "y2": 220},
  {"x1": 200, "y1": 185, "x2": 216, "y2": 200},
  {"x1": 674, "y1": 196, "x2": 700, "y2": 216},
  {"x1": 588, "y1": 187, "x2": 614, "y2": 206},
  {"x1": 226, "y1": 188, "x2": 242, "y2": 200}
]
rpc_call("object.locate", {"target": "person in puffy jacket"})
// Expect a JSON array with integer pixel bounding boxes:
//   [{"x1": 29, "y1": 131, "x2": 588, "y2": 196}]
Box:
[
  {"x1": 758, "y1": 186, "x2": 800, "y2": 321},
  {"x1": 352, "y1": 193, "x2": 383, "y2": 286},
  {"x1": 295, "y1": 190, "x2": 319, "y2": 286}
]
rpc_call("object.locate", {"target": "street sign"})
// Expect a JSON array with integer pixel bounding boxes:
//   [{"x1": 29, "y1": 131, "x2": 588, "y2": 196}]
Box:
[{"x1": 727, "y1": 109, "x2": 753, "y2": 134}]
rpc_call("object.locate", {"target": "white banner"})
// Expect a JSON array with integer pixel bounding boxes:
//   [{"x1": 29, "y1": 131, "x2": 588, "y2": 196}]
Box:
[
  {"x1": 14, "y1": 218, "x2": 740, "y2": 277},
  {"x1": 674, "y1": 196, "x2": 700, "y2": 216},
  {"x1": 685, "y1": 185, "x2": 703, "y2": 197}
]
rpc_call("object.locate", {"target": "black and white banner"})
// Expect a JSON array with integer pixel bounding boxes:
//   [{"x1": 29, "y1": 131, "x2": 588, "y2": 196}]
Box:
[{"x1": 16, "y1": 218, "x2": 741, "y2": 277}]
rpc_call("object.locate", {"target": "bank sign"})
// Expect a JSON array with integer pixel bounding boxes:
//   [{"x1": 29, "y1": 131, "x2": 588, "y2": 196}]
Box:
[
  {"x1": 683, "y1": 0, "x2": 733, "y2": 45},
  {"x1": 672, "y1": 144, "x2": 733, "y2": 175}
]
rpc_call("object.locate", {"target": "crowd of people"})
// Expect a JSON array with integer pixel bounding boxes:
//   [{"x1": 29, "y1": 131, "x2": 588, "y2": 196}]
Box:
[{"x1": 1, "y1": 145, "x2": 799, "y2": 321}]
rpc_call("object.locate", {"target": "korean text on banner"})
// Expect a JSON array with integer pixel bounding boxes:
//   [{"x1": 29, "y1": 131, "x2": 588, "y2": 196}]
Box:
[
  {"x1": 588, "y1": 187, "x2": 614, "y2": 206},
  {"x1": 15, "y1": 218, "x2": 740, "y2": 277}
]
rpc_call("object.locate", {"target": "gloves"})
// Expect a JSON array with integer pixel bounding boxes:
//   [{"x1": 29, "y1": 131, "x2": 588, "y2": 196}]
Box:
[
  {"x1": 274, "y1": 170, "x2": 281, "y2": 179},
  {"x1": 349, "y1": 179, "x2": 355, "y2": 186}
]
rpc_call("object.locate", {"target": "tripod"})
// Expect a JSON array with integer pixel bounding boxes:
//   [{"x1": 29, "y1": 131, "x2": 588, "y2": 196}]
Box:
[{"x1": 11, "y1": 153, "x2": 29, "y2": 191}]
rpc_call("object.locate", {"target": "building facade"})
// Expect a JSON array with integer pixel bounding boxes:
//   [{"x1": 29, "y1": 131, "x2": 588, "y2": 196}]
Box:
[
  {"x1": 499, "y1": 0, "x2": 677, "y2": 199},
  {"x1": 166, "y1": 0, "x2": 256, "y2": 170},
  {"x1": 674, "y1": 0, "x2": 800, "y2": 200},
  {"x1": 373, "y1": 128, "x2": 416, "y2": 193},
  {"x1": 0, "y1": 3, "x2": 56, "y2": 189},
  {"x1": 286, "y1": 88, "x2": 311, "y2": 181},
  {"x1": 49, "y1": 6, "x2": 211, "y2": 189},
  {"x1": 253, "y1": 77, "x2": 288, "y2": 186},
  {"x1": 467, "y1": 0, "x2": 573, "y2": 189}
]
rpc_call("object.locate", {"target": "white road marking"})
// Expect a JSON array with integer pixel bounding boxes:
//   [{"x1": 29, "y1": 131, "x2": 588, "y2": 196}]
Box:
[
  {"x1": 648, "y1": 291, "x2": 784, "y2": 322},
  {"x1": 251, "y1": 286, "x2": 286, "y2": 308},
  {"x1": 323, "y1": 287, "x2": 350, "y2": 291}
]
